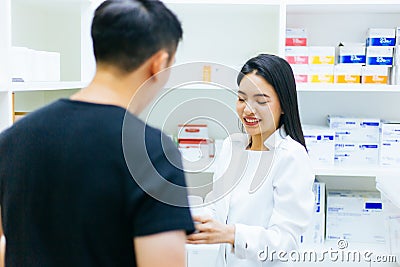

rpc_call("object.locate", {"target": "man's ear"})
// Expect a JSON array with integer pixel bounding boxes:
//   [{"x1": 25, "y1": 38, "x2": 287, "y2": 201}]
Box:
[{"x1": 150, "y1": 50, "x2": 169, "y2": 77}]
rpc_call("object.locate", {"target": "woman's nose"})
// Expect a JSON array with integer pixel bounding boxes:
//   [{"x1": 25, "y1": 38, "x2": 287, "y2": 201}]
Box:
[{"x1": 243, "y1": 102, "x2": 255, "y2": 114}]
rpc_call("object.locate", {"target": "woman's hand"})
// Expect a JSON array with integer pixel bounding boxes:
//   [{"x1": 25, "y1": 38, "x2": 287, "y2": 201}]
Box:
[{"x1": 187, "y1": 215, "x2": 235, "y2": 245}]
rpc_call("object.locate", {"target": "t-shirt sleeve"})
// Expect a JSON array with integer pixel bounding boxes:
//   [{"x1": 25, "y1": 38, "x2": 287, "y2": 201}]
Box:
[{"x1": 125, "y1": 131, "x2": 195, "y2": 237}]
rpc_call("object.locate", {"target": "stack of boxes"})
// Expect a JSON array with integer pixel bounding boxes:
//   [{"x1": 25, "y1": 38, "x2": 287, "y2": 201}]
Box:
[
  {"x1": 380, "y1": 122, "x2": 400, "y2": 166},
  {"x1": 304, "y1": 117, "x2": 400, "y2": 167},
  {"x1": 309, "y1": 46, "x2": 335, "y2": 83},
  {"x1": 391, "y1": 27, "x2": 400, "y2": 85},
  {"x1": 328, "y1": 116, "x2": 380, "y2": 166},
  {"x1": 363, "y1": 28, "x2": 396, "y2": 84},
  {"x1": 177, "y1": 124, "x2": 213, "y2": 164},
  {"x1": 286, "y1": 27, "x2": 400, "y2": 85},
  {"x1": 336, "y1": 43, "x2": 364, "y2": 83},
  {"x1": 285, "y1": 28, "x2": 309, "y2": 83},
  {"x1": 11, "y1": 46, "x2": 61, "y2": 82}
]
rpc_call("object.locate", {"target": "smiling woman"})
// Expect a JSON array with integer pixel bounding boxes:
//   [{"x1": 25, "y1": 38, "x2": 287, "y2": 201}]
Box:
[{"x1": 187, "y1": 54, "x2": 315, "y2": 267}]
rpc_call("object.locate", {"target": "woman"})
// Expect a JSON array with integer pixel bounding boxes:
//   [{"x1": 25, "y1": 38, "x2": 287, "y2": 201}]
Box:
[{"x1": 187, "y1": 54, "x2": 315, "y2": 266}]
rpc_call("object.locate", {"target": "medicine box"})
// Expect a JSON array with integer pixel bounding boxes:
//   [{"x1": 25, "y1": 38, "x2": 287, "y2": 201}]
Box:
[
  {"x1": 366, "y1": 46, "x2": 393, "y2": 66},
  {"x1": 381, "y1": 122, "x2": 400, "y2": 141},
  {"x1": 366, "y1": 28, "x2": 396, "y2": 47},
  {"x1": 291, "y1": 64, "x2": 309, "y2": 83},
  {"x1": 300, "y1": 182, "x2": 326, "y2": 246},
  {"x1": 177, "y1": 124, "x2": 208, "y2": 140},
  {"x1": 380, "y1": 141, "x2": 400, "y2": 166},
  {"x1": 391, "y1": 66, "x2": 400, "y2": 85},
  {"x1": 334, "y1": 64, "x2": 362, "y2": 84},
  {"x1": 327, "y1": 116, "x2": 381, "y2": 142},
  {"x1": 303, "y1": 126, "x2": 335, "y2": 165},
  {"x1": 380, "y1": 122, "x2": 400, "y2": 166},
  {"x1": 326, "y1": 190, "x2": 385, "y2": 244},
  {"x1": 338, "y1": 43, "x2": 366, "y2": 65},
  {"x1": 285, "y1": 47, "x2": 308, "y2": 65},
  {"x1": 309, "y1": 46, "x2": 335, "y2": 65},
  {"x1": 334, "y1": 142, "x2": 379, "y2": 165},
  {"x1": 396, "y1": 27, "x2": 400, "y2": 45},
  {"x1": 11, "y1": 47, "x2": 61, "y2": 82},
  {"x1": 309, "y1": 65, "x2": 334, "y2": 83},
  {"x1": 286, "y1": 28, "x2": 307, "y2": 46},
  {"x1": 376, "y1": 174, "x2": 400, "y2": 262},
  {"x1": 361, "y1": 65, "x2": 389, "y2": 84}
]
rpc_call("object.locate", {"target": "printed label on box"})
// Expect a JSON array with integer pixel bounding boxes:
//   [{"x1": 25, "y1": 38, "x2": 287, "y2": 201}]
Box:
[
  {"x1": 335, "y1": 75, "x2": 361, "y2": 83},
  {"x1": 286, "y1": 38, "x2": 307, "y2": 46},
  {"x1": 310, "y1": 56, "x2": 335, "y2": 65},
  {"x1": 367, "y1": 37, "x2": 396, "y2": 47},
  {"x1": 286, "y1": 56, "x2": 308, "y2": 65},
  {"x1": 362, "y1": 75, "x2": 388, "y2": 84},
  {"x1": 310, "y1": 74, "x2": 334, "y2": 83}
]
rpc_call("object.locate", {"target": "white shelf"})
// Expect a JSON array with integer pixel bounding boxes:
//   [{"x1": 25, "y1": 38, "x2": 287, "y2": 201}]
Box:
[
  {"x1": 167, "y1": 83, "x2": 234, "y2": 91},
  {"x1": 167, "y1": 83, "x2": 400, "y2": 92},
  {"x1": 297, "y1": 84, "x2": 400, "y2": 92},
  {"x1": 10, "y1": 81, "x2": 88, "y2": 92},
  {"x1": 286, "y1": 1, "x2": 400, "y2": 13},
  {"x1": 314, "y1": 165, "x2": 400, "y2": 177}
]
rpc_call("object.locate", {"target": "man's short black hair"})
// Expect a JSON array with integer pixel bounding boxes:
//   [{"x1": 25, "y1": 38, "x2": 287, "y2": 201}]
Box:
[{"x1": 91, "y1": 0, "x2": 182, "y2": 73}]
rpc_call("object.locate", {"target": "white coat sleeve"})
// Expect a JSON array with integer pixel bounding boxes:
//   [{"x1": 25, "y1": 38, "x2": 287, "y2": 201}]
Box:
[
  {"x1": 232, "y1": 144, "x2": 315, "y2": 260},
  {"x1": 204, "y1": 137, "x2": 232, "y2": 221}
]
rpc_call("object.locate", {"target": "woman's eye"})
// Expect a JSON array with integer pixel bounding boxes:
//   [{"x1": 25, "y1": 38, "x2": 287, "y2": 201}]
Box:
[
  {"x1": 257, "y1": 101, "x2": 267, "y2": 105},
  {"x1": 238, "y1": 98, "x2": 246, "y2": 102}
]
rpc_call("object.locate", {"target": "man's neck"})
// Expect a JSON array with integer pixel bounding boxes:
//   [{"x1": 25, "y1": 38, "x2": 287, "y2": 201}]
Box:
[{"x1": 70, "y1": 66, "x2": 147, "y2": 112}]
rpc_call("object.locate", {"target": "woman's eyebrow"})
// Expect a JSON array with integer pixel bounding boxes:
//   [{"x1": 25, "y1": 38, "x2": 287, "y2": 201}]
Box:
[
  {"x1": 253, "y1": 93, "x2": 270, "y2": 98},
  {"x1": 237, "y1": 90, "x2": 246, "y2": 95}
]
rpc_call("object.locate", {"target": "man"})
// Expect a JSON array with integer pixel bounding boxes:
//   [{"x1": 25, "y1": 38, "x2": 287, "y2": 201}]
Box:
[{"x1": 0, "y1": 0, "x2": 194, "y2": 266}]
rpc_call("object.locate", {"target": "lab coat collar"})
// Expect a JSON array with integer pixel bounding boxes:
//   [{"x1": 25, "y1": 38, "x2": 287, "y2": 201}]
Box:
[{"x1": 263, "y1": 126, "x2": 287, "y2": 150}]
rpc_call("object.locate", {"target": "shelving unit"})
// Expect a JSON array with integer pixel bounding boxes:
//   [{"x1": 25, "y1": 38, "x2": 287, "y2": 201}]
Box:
[
  {"x1": 10, "y1": 81, "x2": 89, "y2": 92},
  {"x1": 297, "y1": 84, "x2": 400, "y2": 92},
  {"x1": 0, "y1": 0, "x2": 95, "y2": 132}
]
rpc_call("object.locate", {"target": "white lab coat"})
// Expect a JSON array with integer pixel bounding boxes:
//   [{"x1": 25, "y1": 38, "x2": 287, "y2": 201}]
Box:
[{"x1": 205, "y1": 127, "x2": 315, "y2": 267}]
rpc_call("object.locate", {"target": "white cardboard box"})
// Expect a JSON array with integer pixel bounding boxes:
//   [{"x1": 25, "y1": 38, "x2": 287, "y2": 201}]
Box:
[
  {"x1": 326, "y1": 190, "x2": 385, "y2": 244},
  {"x1": 291, "y1": 64, "x2": 309, "y2": 83},
  {"x1": 334, "y1": 142, "x2": 379, "y2": 165},
  {"x1": 309, "y1": 46, "x2": 335, "y2": 65},
  {"x1": 376, "y1": 174, "x2": 400, "y2": 265},
  {"x1": 366, "y1": 28, "x2": 396, "y2": 47},
  {"x1": 338, "y1": 44, "x2": 366, "y2": 65},
  {"x1": 362, "y1": 65, "x2": 389, "y2": 84},
  {"x1": 327, "y1": 116, "x2": 381, "y2": 142},
  {"x1": 309, "y1": 65, "x2": 334, "y2": 83},
  {"x1": 366, "y1": 46, "x2": 393, "y2": 66},
  {"x1": 285, "y1": 46, "x2": 309, "y2": 65},
  {"x1": 303, "y1": 126, "x2": 335, "y2": 165},
  {"x1": 380, "y1": 141, "x2": 400, "y2": 166},
  {"x1": 300, "y1": 182, "x2": 326, "y2": 246},
  {"x1": 286, "y1": 28, "x2": 307, "y2": 46},
  {"x1": 334, "y1": 64, "x2": 362, "y2": 84}
]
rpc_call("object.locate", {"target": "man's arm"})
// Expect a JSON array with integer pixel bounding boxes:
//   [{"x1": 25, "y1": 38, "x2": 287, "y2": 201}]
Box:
[{"x1": 134, "y1": 230, "x2": 187, "y2": 267}]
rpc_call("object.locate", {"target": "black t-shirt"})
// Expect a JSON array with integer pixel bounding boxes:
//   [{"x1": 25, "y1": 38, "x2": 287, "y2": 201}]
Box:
[{"x1": 0, "y1": 99, "x2": 195, "y2": 267}]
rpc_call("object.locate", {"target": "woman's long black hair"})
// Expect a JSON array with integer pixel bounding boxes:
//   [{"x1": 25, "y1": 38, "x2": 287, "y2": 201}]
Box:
[{"x1": 237, "y1": 54, "x2": 307, "y2": 149}]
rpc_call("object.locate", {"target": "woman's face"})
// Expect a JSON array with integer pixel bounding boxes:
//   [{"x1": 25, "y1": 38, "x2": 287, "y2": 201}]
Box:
[{"x1": 236, "y1": 72, "x2": 282, "y2": 138}]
